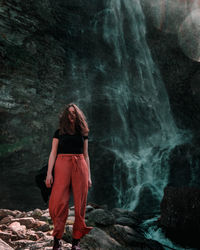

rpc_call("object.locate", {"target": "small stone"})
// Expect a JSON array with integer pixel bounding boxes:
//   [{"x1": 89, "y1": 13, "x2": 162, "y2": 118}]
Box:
[
  {"x1": 0, "y1": 209, "x2": 17, "y2": 219},
  {"x1": 66, "y1": 216, "x2": 75, "y2": 225},
  {"x1": 34, "y1": 230, "x2": 45, "y2": 238},
  {"x1": 15, "y1": 212, "x2": 27, "y2": 218},
  {"x1": 26, "y1": 229, "x2": 39, "y2": 241},
  {"x1": 34, "y1": 221, "x2": 50, "y2": 232},
  {"x1": 86, "y1": 205, "x2": 95, "y2": 213},
  {"x1": 8, "y1": 221, "x2": 26, "y2": 235},
  {"x1": 40, "y1": 212, "x2": 51, "y2": 222},
  {"x1": 68, "y1": 210, "x2": 74, "y2": 217},
  {"x1": 0, "y1": 215, "x2": 13, "y2": 225},
  {"x1": 0, "y1": 224, "x2": 7, "y2": 230},
  {"x1": 32, "y1": 208, "x2": 43, "y2": 219},
  {"x1": 11, "y1": 217, "x2": 37, "y2": 229}
]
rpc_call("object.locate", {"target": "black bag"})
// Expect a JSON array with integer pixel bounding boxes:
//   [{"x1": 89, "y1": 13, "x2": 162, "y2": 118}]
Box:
[{"x1": 35, "y1": 164, "x2": 55, "y2": 204}]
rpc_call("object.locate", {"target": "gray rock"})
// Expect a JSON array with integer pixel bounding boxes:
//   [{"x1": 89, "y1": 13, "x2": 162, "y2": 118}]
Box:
[
  {"x1": 87, "y1": 209, "x2": 115, "y2": 226},
  {"x1": 115, "y1": 217, "x2": 138, "y2": 227},
  {"x1": 106, "y1": 224, "x2": 163, "y2": 249},
  {"x1": 0, "y1": 215, "x2": 13, "y2": 225},
  {"x1": 80, "y1": 227, "x2": 124, "y2": 250},
  {"x1": 8, "y1": 221, "x2": 26, "y2": 235},
  {"x1": 10, "y1": 217, "x2": 37, "y2": 229},
  {"x1": 0, "y1": 209, "x2": 19, "y2": 220},
  {"x1": 160, "y1": 186, "x2": 200, "y2": 247},
  {"x1": 109, "y1": 224, "x2": 144, "y2": 245},
  {"x1": 34, "y1": 221, "x2": 50, "y2": 232},
  {"x1": 85, "y1": 205, "x2": 95, "y2": 213},
  {"x1": 31, "y1": 209, "x2": 43, "y2": 219}
]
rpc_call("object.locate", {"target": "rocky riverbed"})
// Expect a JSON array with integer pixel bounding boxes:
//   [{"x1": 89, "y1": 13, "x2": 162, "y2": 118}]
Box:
[{"x1": 0, "y1": 204, "x2": 164, "y2": 250}]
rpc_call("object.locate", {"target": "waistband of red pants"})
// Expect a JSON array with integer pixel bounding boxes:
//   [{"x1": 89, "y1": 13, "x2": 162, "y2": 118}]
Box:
[{"x1": 57, "y1": 153, "x2": 84, "y2": 158}]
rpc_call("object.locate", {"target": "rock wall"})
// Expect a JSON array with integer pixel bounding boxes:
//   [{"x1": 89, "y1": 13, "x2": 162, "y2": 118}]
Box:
[
  {"x1": 0, "y1": 0, "x2": 69, "y2": 210},
  {"x1": 159, "y1": 186, "x2": 200, "y2": 248}
]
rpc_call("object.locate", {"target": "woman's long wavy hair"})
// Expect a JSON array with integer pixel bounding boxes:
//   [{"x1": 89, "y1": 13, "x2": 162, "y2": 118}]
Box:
[{"x1": 58, "y1": 103, "x2": 89, "y2": 136}]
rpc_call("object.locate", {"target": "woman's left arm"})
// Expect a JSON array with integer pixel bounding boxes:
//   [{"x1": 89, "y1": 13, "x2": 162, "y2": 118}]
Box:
[{"x1": 83, "y1": 137, "x2": 92, "y2": 188}]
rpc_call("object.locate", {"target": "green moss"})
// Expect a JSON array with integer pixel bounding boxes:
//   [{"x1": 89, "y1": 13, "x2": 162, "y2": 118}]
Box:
[{"x1": 0, "y1": 136, "x2": 32, "y2": 157}]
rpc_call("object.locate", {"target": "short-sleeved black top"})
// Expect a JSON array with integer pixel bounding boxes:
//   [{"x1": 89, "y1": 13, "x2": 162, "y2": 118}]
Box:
[{"x1": 53, "y1": 129, "x2": 88, "y2": 154}]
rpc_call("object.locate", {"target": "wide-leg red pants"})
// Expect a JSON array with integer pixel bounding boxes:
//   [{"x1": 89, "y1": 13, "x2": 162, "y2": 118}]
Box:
[{"x1": 48, "y1": 153, "x2": 93, "y2": 239}]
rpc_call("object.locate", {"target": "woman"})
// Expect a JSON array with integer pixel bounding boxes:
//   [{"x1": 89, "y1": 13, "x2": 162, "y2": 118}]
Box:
[{"x1": 45, "y1": 103, "x2": 93, "y2": 250}]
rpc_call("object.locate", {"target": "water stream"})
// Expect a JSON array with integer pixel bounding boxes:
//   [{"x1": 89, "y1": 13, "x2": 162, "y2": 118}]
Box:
[{"x1": 99, "y1": 0, "x2": 192, "y2": 211}]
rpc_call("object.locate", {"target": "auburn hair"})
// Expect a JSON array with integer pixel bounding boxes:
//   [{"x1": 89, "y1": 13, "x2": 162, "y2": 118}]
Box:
[{"x1": 58, "y1": 103, "x2": 89, "y2": 136}]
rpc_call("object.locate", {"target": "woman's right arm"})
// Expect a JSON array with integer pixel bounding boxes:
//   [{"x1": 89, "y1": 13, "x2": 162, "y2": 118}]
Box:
[{"x1": 45, "y1": 138, "x2": 59, "y2": 188}]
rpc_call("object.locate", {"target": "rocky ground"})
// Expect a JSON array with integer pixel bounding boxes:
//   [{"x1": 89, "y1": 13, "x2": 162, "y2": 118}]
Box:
[{"x1": 0, "y1": 203, "x2": 164, "y2": 250}]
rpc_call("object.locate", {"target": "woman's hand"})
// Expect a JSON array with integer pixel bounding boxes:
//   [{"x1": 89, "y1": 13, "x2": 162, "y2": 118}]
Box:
[
  {"x1": 88, "y1": 178, "x2": 92, "y2": 188},
  {"x1": 45, "y1": 174, "x2": 53, "y2": 188}
]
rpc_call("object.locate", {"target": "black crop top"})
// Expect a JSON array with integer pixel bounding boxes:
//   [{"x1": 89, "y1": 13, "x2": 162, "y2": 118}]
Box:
[{"x1": 53, "y1": 129, "x2": 88, "y2": 154}]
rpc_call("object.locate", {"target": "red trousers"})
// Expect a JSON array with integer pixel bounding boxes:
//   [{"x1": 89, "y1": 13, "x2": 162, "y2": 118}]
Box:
[{"x1": 48, "y1": 153, "x2": 93, "y2": 239}]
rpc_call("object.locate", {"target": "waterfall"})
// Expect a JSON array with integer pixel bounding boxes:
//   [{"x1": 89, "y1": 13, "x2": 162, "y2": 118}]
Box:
[
  {"x1": 65, "y1": 0, "x2": 192, "y2": 212},
  {"x1": 97, "y1": 0, "x2": 192, "y2": 211}
]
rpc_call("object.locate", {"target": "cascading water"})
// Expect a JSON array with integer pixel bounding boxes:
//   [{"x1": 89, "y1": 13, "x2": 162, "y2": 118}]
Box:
[
  {"x1": 66, "y1": 0, "x2": 192, "y2": 212},
  {"x1": 96, "y1": 0, "x2": 192, "y2": 212}
]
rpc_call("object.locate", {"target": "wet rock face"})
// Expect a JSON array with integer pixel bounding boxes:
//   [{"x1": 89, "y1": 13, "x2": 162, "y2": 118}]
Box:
[
  {"x1": 159, "y1": 186, "x2": 200, "y2": 248},
  {"x1": 168, "y1": 142, "x2": 200, "y2": 187},
  {"x1": 0, "y1": 0, "x2": 68, "y2": 210}
]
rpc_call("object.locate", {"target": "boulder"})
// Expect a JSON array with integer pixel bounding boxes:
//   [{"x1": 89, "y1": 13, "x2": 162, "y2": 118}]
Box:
[
  {"x1": 160, "y1": 186, "x2": 200, "y2": 247},
  {"x1": 106, "y1": 224, "x2": 163, "y2": 249},
  {"x1": 31, "y1": 208, "x2": 43, "y2": 219},
  {"x1": 115, "y1": 217, "x2": 138, "y2": 228},
  {"x1": 80, "y1": 227, "x2": 122, "y2": 250},
  {"x1": 87, "y1": 209, "x2": 115, "y2": 226}
]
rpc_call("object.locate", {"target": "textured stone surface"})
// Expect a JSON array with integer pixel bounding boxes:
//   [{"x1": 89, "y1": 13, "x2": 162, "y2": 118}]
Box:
[
  {"x1": 159, "y1": 186, "x2": 200, "y2": 247},
  {"x1": 87, "y1": 208, "x2": 115, "y2": 226},
  {"x1": 0, "y1": 205, "x2": 164, "y2": 250},
  {"x1": 0, "y1": 0, "x2": 67, "y2": 211},
  {"x1": 0, "y1": 238, "x2": 14, "y2": 250},
  {"x1": 168, "y1": 142, "x2": 200, "y2": 187},
  {"x1": 8, "y1": 221, "x2": 26, "y2": 234}
]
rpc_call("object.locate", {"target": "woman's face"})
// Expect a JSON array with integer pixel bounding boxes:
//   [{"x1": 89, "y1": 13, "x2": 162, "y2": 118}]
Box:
[{"x1": 68, "y1": 106, "x2": 76, "y2": 124}]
